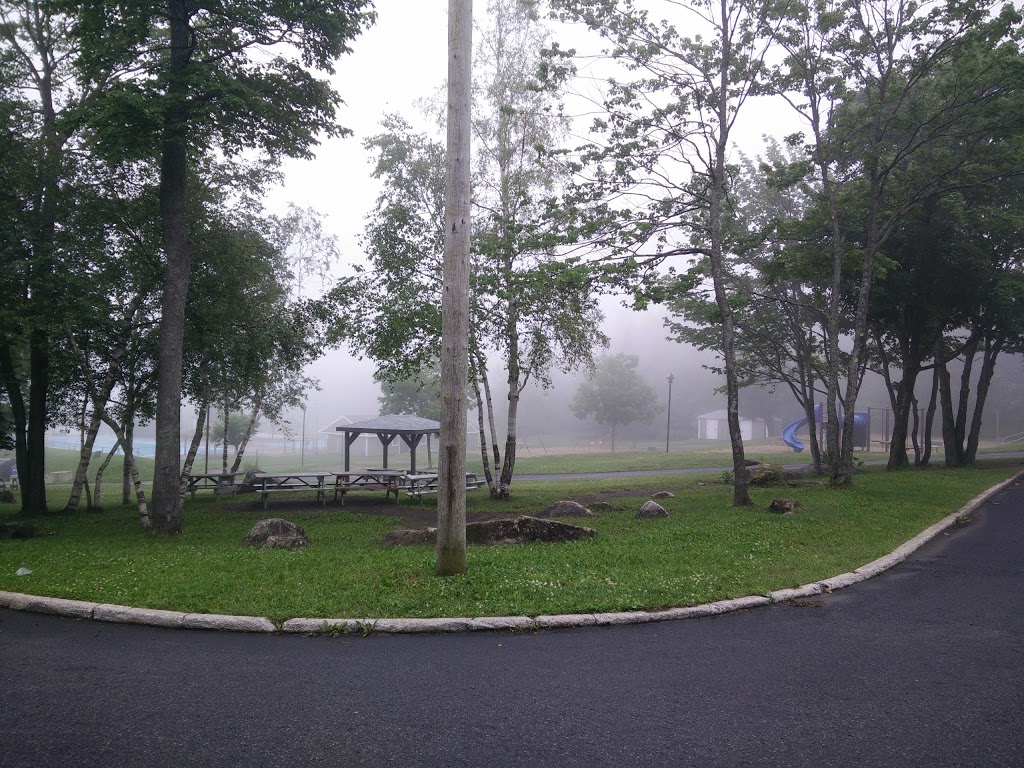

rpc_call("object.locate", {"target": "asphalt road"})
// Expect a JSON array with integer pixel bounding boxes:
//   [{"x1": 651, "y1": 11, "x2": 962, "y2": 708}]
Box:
[{"x1": 2, "y1": 477, "x2": 1022, "y2": 767}]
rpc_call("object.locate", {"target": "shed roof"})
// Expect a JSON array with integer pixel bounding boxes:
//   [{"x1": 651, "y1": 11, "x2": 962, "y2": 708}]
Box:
[{"x1": 697, "y1": 410, "x2": 765, "y2": 422}]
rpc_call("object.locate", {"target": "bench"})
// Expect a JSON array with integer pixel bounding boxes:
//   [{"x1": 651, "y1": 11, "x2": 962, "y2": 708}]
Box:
[
  {"x1": 401, "y1": 473, "x2": 486, "y2": 502},
  {"x1": 332, "y1": 470, "x2": 404, "y2": 503},
  {"x1": 183, "y1": 472, "x2": 244, "y2": 501},
  {"x1": 255, "y1": 473, "x2": 332, "y2": 509}
]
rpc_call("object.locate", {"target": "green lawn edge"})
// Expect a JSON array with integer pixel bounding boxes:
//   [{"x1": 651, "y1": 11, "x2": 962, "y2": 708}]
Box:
[{"x1": 1, "y1": 461, "x2": 1020, "y2": 623}]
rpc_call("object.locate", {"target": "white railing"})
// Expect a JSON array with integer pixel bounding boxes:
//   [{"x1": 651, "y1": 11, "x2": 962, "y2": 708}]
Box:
[{"x1": 998, "y1": 432, "x2": 1024, "y2": 445}]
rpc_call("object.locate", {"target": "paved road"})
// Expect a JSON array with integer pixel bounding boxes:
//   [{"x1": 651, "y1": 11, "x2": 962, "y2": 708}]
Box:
[{"x1": 2, "y1": 478, "x2": 1022, "y2": 767}]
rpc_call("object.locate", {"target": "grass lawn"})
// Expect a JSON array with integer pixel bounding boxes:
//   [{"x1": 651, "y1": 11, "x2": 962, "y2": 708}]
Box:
[{"x1": 2, "y1": 460, "x2": 1019, "y2": 623}]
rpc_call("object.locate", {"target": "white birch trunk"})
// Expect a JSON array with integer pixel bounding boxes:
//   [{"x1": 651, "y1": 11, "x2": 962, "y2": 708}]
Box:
[
  {"x1": 101, "y1": 412, "x2": 150, "y2": 530},
  {"x1": 180, "y1": 403, "x2": 208, "y2": 487},
  {"x1": 230, "y1": 396, "x2": 262, "y2": 474},
  {"x1": 92, "y1": 441, "x2": 121, "y2": 512}
]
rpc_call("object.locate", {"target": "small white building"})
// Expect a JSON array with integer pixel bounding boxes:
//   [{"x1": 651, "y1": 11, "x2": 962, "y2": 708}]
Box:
[{"x1": 697, "y1": 410, "x2": 769, "y2": 441}]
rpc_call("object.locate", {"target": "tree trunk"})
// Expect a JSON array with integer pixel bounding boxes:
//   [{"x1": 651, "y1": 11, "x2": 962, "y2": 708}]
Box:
[
  {"x1": 936, "y1": 359, "x2": 961, "y2": 467},
  {"x1": 230, "y1": 396, "x2": 262, "y2": 473},
  {"x1": 953, "y1": 334, "x2": 980, "y2": 455},
  {"x1": 180, "y1": 403, "x2": 208, "y2": 485},
  {"x1": 25, "y1": 331, "x2": 50, "y2": 514},
  {"x1": 101, "y1": 412, "x2": 150, "y2": 529},
  {"x1": 707, "y1": 0, "x2": 749, "y2": 506},
  {"x1": 470, "y1": 361, "x2": 495, "y2": 494},
  {"x1": 478, "y1": 357, "x2": 502, "y2": 496},
  {"x1": 965, "y1": 337, "x2": 1003, "y2": 464},
  {"x1": 222, "y1": 393, "x2": 230, "y2": 473},
  {"x1": 497, "y1": 382, "x2": 520, "y2": 499},
  {"x1": 887, "y1": 366, "x2": 921, "y2": 470},
  {"x1": 66, "y1": 341, "x2": 126, "y2": 513},
  {"x1": 121, "y1": 407, "x2": 135, "y2": 505},
  {"x1": 909, "y1": 393, "x2": 921, "y2": 465},
  {"x1": 436, "y1": 0, "x2": 472, "y2": 577},
  {"x1": 921, "y1": 364, "x2": 940, "y2": 467},
  {"x1": 151, "y1": 0, "x2": 193, "y2": 535},
  {"x1": 0, "y1": 343, "x2": 34, "y2": 514},
  {"x1": 92, "y1": 441, "x2": 121, "y2": 513}
]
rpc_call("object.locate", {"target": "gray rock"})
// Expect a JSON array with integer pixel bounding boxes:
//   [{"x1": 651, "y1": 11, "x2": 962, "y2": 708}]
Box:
[
  {"x1": 636, "y1": 500, "x2": 669, "y2": 518},
  {"x1": 382, "y1": 516, "x2": 597, "y2": 547},
  {"x1": 747, "y1": 463, "x2": 801, "y2": 486},
  {"x1": 0, "y1": 521, "x2": 33, "y2": 538},
  {"x1": 0, "y1": 489, "x2": 15, "y2": 504},
  {"x1": 768, "y1": 498, "x2": 800, "y2": 514},
  {"x1": 242, "y1": 518, "x2": 308, "y2": 549},
  {"x1": 589, "y1": 501, "x2": 625, "y2": 512},
  {"x1": 237, "y1": 469, "x2": 261, "y2": 494},
  {"x1": 652, "y1": 491, "x2": 675, "y2": 499},
  {"x1": 534, "y1": 500, "x2": 596, "y2": 518}
]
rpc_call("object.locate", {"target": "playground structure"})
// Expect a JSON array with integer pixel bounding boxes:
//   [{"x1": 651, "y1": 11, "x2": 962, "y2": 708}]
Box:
[{"x1": 780, "y1": 403, "x2": 870, "y2": 453}]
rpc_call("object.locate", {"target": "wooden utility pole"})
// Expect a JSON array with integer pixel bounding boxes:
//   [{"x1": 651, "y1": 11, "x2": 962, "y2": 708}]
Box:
[{"x1": 436, "y1": 0, "x2": 472, "y2": 575}]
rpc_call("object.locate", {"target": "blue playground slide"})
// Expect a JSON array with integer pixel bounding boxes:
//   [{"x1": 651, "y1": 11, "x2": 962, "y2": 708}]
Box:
[{"x1": 781, "y1": 404, "x2": 868, "y2": 453}]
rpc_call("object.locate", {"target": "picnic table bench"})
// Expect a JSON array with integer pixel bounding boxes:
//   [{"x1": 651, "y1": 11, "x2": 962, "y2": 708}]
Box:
[
  {"x1": 400, "y1": 472, "x2": 486, "y2": 502},
  {"x1": 183, "y1": 471, "x2": 244, "y2": 501},
  {"x1": 332, "y1": 469, "x2": 405, "y2": 504},
  {"x1": 254, "y1": 472, "x2": 333, "y2": 509}
]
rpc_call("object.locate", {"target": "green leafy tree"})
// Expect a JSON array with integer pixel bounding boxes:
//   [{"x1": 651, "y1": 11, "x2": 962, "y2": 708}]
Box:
[
  {"x1": 67, "y1": 1, "x2": 374, "y2": 534},
  {"x1": 765, "y1": 0, "x2": 1023, "y2": 485},
  {"x1": 352, "y1": 1, "x2": 607, "y2": 501},
  {"x1": 211, "y1": 412, "x2": 257, "y2": 454},
  {"x1": 571, "y1": 354, "x2": 659, "y2": 452},
  {"x1": 0, "y1": 1, "x2": 124, "y2": 515},
  {"x1": 548, "y1": 0, "x2": 785, "y2": 504},
  {"x1": 378, "y1": 367, "x2": 443, "y2": 422}
]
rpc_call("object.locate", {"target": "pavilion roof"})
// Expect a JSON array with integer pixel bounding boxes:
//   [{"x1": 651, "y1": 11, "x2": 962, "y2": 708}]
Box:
[{"x1": 334, "y1": 414, "x2": 440, "y2": 435}]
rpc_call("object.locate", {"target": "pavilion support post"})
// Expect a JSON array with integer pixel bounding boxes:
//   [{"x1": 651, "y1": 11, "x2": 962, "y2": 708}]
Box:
[
  {"x1": 344, "y1": 432, "x2": 359, "y2": 471},
  {"x1": 380, "y1": 433, "x2": 397, "y2": 469},
  {"x1": 401, "y1": 434, "x2": 425, "y2": 474}
]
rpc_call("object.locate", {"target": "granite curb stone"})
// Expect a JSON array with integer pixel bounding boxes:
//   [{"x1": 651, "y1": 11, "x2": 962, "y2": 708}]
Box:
[
  {"x1": 182, "y1": 613, "x2": 276, "y2": 633},
  {"x1": 3, "y1": 468, "x2": 1021, "y2": 635},
  {"x1": 93, "y1": 604, "x2": 187, "y2": 628}
]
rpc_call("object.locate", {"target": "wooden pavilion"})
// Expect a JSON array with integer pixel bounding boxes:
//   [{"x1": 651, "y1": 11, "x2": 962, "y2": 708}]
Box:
[{"x1": 335, "y1": 415, "x2": 440, "y2": 473}]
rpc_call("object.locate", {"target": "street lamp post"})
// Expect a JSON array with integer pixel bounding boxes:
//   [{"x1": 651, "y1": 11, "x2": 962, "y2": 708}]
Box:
[{"x1": 666, "y1": 373, "x2": 674, "y2": 454}]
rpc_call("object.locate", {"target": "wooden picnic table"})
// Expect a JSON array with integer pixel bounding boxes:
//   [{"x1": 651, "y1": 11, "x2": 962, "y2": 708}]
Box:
[
  {"x1": 183, "y1": 471, "x2": 244, "y2": 501},
  {"x1": 254, "y1": 471, "x2": 333, "y2": 509},
  {"x1": 400, "y1": 472, "x2": 486, "y2": 502},
  {"x1": 332, "y1": 469, "x2": 405, "y2": 504}
]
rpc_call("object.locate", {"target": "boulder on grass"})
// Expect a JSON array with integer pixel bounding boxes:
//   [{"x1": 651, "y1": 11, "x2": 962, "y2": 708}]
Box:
[
  {"x1": 0, "y1": 489, "x2": 15, "y2": 504},
  {"x1": 237, "y1": 469, "x2": 260, "y2": 494},
  {"x1": 636, "y1": 501, "x2": 670, "y2": 519},
  {"x1": 768, "y1": 499, "x2": 800, "y2": 515},
  {"x1": 589, "y1": 501, "x2": 625, "y2": 512},
  {"x1": 381, "y1": 516, "x2": 597, "y2": 547},
  {"x1": 652, "y1": 491, "x2": 675, "y2": 499},
  {"x1": 534, "y1": 500, "x2": 596, "y2": 519},
  {"x1": 747, "y1": 463, "x2": 804, "y2": 487},
  {"x1": 242, "y1": 518, "x2": 308, "y2": 550}
]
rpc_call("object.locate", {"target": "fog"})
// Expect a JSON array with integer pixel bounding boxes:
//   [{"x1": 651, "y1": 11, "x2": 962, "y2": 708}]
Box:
[
  {"x1": 286, "y1": 295, "x2": 805, "y2": 450},
  {"x1": 284, "y1": 292, "x2": 1024, "y2": 453}
]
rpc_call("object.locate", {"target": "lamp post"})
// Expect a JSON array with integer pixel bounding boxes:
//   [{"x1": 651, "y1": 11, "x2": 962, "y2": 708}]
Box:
[
  {"x1": 666, "y1": 373, "x2": 674, "y2": 454},
  {"x1": 300, "y1": 405, "x2": 306, "y2": 468}
]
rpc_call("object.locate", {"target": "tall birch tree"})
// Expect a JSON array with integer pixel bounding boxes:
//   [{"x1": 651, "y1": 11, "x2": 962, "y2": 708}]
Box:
[{"x1": 549, "y1": 0, "x2": 783, "y2": 505}]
